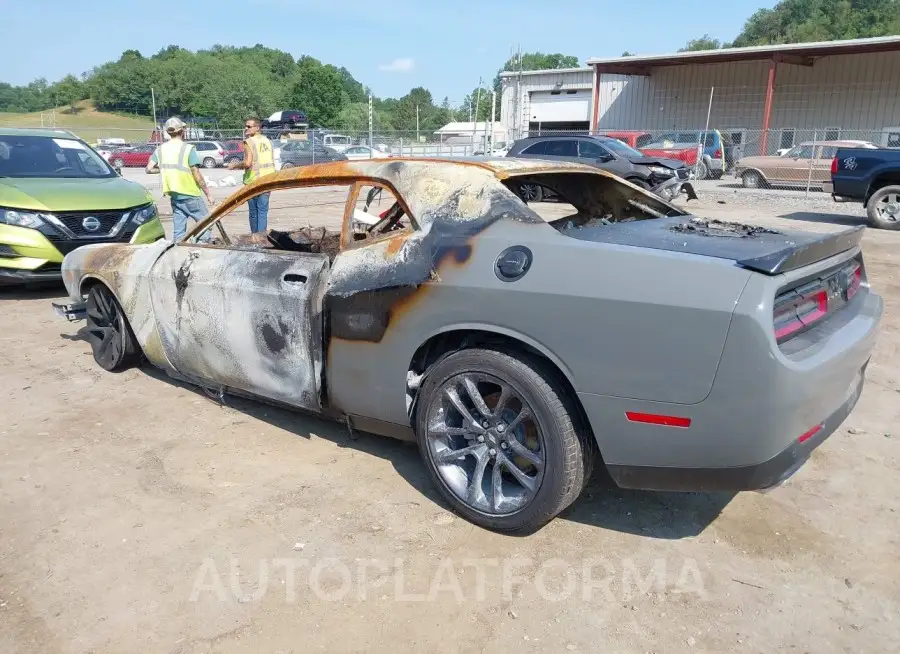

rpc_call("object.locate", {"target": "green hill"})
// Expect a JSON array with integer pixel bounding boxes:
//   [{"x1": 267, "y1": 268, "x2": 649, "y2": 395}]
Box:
[{"x1": 0, "y1": 101, "x2": 154, "y2": 144}]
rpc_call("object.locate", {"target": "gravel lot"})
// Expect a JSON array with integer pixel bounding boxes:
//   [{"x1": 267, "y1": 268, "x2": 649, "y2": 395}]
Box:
[{"x1": 1, "y1": 169, "x2": 898, "y2": 653}]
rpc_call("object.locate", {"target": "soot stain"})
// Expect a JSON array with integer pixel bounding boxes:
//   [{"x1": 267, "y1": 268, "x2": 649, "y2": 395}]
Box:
[{"x1": 260, "y1": 317, "x2": 290, "y2": 353}]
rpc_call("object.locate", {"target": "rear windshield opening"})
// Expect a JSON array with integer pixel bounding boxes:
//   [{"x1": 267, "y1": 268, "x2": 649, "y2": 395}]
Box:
[{"x1": 502, "y1": 172, "x2": 687, "y2": 232}]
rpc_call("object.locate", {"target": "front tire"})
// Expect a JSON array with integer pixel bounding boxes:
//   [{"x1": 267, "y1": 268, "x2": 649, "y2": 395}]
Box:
[
  {"x1": 85, "y1": 284, "x2": 141, "y2": 372},
  {"x1": 202, "y1": 157, "x2": 217, "y2": 169},
  {"x1": 112, "y1": 158, "x2": 125, "y2": 168},
  {"x1": 415, "y1": 348, "x2": 593, "y2": 533},
  {"x1": 626, "y1": 177, "x2": 650, "y2": 190},
  {"x1": 280, "y1": 162, "x2": 295, "y2": 170},
  {"x1": 866, "y1": 185, "x2": 900, "y2": 230}
]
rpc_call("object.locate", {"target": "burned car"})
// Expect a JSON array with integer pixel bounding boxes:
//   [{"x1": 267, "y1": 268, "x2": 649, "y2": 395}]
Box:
[{"x1": 53, "y1": 158, "x2": 882, "y2": 532}]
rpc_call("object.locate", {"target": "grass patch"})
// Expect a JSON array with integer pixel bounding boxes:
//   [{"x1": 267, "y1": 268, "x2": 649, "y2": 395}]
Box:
[{"x1": 0, "y1": 100, "x2": 155, "y2": 144}]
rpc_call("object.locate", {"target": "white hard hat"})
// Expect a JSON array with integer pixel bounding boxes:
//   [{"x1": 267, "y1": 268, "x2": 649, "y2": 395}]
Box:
[{"x1": 164, "y1": 117, "x2": 187, "y2": 134}]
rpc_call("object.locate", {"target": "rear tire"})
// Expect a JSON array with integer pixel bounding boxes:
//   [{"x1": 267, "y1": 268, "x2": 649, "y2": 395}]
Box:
[
  {"x1": 112, "y1": 158, "x2": 124, "y2": 168},
  {"x1": 867, "y1": 185, "x2": 900, "y2": 230},
  {"x1": 281, "y1": 162, "x2": 295, "y2": 170},
  {"x1": 202, "y1": 157, "x2": 216, "y2": 169},
  {"x1": 85, "y1": 284, "x2": 141, "y2": 372},
  {"x1": 695, "y1": 161, "x2": 710, "y2": 180},
  {"x1": 742, "y1": 170, "x2": 763, "y2": 189},
  {"x1": 415, "y1": 348, "x2": 594, "y2": 533}
]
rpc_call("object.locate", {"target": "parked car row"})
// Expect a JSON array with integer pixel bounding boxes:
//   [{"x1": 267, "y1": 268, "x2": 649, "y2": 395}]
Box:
[
  {"x1": 598, "y1": 129, "x2": 737, "y2": 180},
  {"x1": 505, "y1": 134, "x2": 696, "y2": 202}
]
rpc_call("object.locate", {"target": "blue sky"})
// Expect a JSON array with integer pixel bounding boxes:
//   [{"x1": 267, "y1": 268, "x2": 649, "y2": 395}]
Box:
[{"x1": 3, "y1": 0, "x2": 778, "y2": 102}]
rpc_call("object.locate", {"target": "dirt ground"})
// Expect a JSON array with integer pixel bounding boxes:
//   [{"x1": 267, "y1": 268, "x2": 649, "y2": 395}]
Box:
[{"x1": 1, "y1": 172, "x2": 899, "y2": 653}]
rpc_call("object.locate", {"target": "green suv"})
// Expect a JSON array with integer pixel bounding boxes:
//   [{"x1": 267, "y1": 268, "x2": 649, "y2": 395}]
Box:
[{"x1": 0, "y1": 128, "x2": 164, "y2": 285}]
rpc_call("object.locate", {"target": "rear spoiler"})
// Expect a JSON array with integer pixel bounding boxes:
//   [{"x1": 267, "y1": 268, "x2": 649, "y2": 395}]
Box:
[{"x1": 737, "y1": 225, "x2": 865, "y2": 275}]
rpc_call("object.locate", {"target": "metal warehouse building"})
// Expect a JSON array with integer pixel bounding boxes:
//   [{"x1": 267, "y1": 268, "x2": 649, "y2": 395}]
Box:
[{"x1": 500, "y1": 36, "x2": 900, "y2": 155}]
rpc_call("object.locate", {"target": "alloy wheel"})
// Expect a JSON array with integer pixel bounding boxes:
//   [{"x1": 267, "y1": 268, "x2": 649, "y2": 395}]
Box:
[
  {"x1": 875, "y1": 192, "x2": 900, "y2": 222},
  {"x1": 424, "y1": 373, "x2": 545, "y2": 515},
  {"x1": 86, "y1": 287, "x2": 125, "y2": 370}
]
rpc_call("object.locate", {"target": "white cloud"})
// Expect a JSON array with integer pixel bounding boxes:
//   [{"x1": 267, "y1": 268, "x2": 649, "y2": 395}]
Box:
[{"x1": 378, "y1": 58, "x2": 415, "y2": 73}]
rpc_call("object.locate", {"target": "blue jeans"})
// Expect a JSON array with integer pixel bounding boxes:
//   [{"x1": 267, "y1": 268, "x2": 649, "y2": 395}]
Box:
[
  {"x1": 248, "y1": 192, "x2": 270, "y2": 233},
  {"x1": 169, "y1": 194, "x2": 209, "y2": 242}
]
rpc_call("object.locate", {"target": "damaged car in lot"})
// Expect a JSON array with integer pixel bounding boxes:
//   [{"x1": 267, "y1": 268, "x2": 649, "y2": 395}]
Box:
[{"x1": 52, "y1": 158, "x2": 882, "y2": 532}]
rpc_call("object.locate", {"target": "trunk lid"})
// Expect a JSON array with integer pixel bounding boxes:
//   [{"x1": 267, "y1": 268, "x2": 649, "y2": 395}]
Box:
[{"x1": 557, "y1": 216, "x2": 864, "y2": 275}]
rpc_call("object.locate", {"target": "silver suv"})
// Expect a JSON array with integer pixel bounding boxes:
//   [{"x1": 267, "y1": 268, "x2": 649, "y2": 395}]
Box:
[{"x1": 187, "y1": 141, "x2": 226, "y2": 168}]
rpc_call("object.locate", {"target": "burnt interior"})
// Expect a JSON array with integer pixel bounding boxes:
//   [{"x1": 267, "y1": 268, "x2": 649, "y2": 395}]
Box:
[
  {"x1": 503, "y1": 172, "x2": 687, "y2": 232},
  {"x1": 214, "y1": 227, "x2": 343, "y2": 260}
]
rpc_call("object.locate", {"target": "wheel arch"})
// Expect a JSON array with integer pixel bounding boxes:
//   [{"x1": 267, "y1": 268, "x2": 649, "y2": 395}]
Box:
[
  {"x1": 740, "y1": 167, "x2": 768, "y2": 183},
  {"x1": 864, "y1": 173, "x2": 900, "y2": 205},
  {"x1": 405, "y1": 325, "x2": 599, "y2": 460},
  {"x1": 79, "y1": 274, "x2": 120, "y2": 302}
]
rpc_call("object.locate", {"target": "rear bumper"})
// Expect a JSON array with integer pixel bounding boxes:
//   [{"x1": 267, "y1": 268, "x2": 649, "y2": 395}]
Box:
[
  {"x1": 581, "y1": 283, "x2": 882, "y2": 492},
  {"x1": 605, "y1": 358, "x2": 868, "y2": 491}
]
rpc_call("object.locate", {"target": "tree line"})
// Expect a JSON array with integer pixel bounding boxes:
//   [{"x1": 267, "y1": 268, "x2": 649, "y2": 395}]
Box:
[
  {"x1": 679, "y1": 0, "x2": 900, "y2": 51},
  {"x1": 0, "y1": 44, "x2": 573, "y2": 134},
  {"x1": 2, "y1": 0, "x2": 897, "y2": 130}
]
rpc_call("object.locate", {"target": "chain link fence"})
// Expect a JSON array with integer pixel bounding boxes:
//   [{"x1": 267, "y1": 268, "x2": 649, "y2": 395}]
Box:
[{"x1": 7, "y1": 121, "x2": 899, "y2": 198}]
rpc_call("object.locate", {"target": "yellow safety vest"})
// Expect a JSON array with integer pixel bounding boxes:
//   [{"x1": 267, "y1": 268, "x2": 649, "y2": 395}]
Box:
[
  {"x1": 157, "y1": 140, "x2": 201, "y2": 196},
  {"x1": 244, "y1": 134, "x2": 276, "y2": 184}
]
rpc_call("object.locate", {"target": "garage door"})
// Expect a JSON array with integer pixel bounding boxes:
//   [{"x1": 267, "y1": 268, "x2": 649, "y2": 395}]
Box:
[{"x1": 529, "y1": 90, "x2": 591, "y2": 123}]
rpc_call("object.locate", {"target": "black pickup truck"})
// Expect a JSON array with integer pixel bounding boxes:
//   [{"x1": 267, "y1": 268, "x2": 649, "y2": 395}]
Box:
[{"x1": 829, "y1": 146, "x2": 900, "y2": 229}]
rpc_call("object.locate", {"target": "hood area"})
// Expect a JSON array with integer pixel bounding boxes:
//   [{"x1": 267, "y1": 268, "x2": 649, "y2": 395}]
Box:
[
  {"x1": 625, "y1": 156, "x2": 686, "y2": 169},
  {"x1": 0, "y1": 176, "x2": 153, "y2": 212}
]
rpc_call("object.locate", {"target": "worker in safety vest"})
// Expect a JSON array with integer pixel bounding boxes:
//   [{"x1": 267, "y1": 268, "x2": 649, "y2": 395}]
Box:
[
  {"x1": 227, "y1": 117, "x2": 276, "y2": 233},
  {"x1": 146, "y1": 117, "x2": 214, "y2": 242}
]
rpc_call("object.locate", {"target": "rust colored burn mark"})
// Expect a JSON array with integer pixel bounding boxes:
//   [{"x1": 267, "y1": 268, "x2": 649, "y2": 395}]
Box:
[
  {"x1": 385, "y1": 231, "x2": 413, "y2": 257},
  {"x1": 82, "y1": 244, "x2": 135, "y2": 272}
]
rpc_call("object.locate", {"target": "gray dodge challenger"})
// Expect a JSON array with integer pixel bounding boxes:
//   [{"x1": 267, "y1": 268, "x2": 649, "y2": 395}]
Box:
[{"x1": 52, "y1": 157, "x2": 883, "y2": 532}]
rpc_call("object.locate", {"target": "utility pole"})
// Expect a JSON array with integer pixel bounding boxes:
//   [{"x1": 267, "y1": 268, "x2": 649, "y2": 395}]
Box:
[
  {"x1": 368, "y1": 94, "x2": 373, "y2": 147},
  {"x1": 473, "y1": 77, "x2": 483, "y2": 151},
  {"x1": 150, "y1": 87, "x2": 159, "y2": 142},
  {"x1": 416, "y1": 104, "x2": 419, "y2": 142},
  {"x1": 490, "y1": 90, "x2": 497, "y2": 153}
]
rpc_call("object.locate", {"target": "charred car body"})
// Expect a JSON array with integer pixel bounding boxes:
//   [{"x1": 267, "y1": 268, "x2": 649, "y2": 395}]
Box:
[{"x1": 53, "y1": 158, "x2": 882, "y2": 532}]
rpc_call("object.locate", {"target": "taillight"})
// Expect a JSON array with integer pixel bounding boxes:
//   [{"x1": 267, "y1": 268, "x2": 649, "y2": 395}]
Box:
[
  {"x1": 831, "y1": 157, "x2": 838, "y2": 175},
  {"x1": 774, "y1": 287, "x2": 828, "y2": 342},
  {"x1": 846, "y1": 261, "x2": 862, "y2": 301},
  {"x1": 774, "y1": 261, "x2": 862, "y2": 343},
  {"x1": 714, "y1": 148, "x2": 722, "y2": 158}
]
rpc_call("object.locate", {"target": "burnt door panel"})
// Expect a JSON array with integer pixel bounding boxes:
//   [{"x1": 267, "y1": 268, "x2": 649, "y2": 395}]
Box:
[{"x1": 147, "y1": 245, "x2": 329, "y2": 410}]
